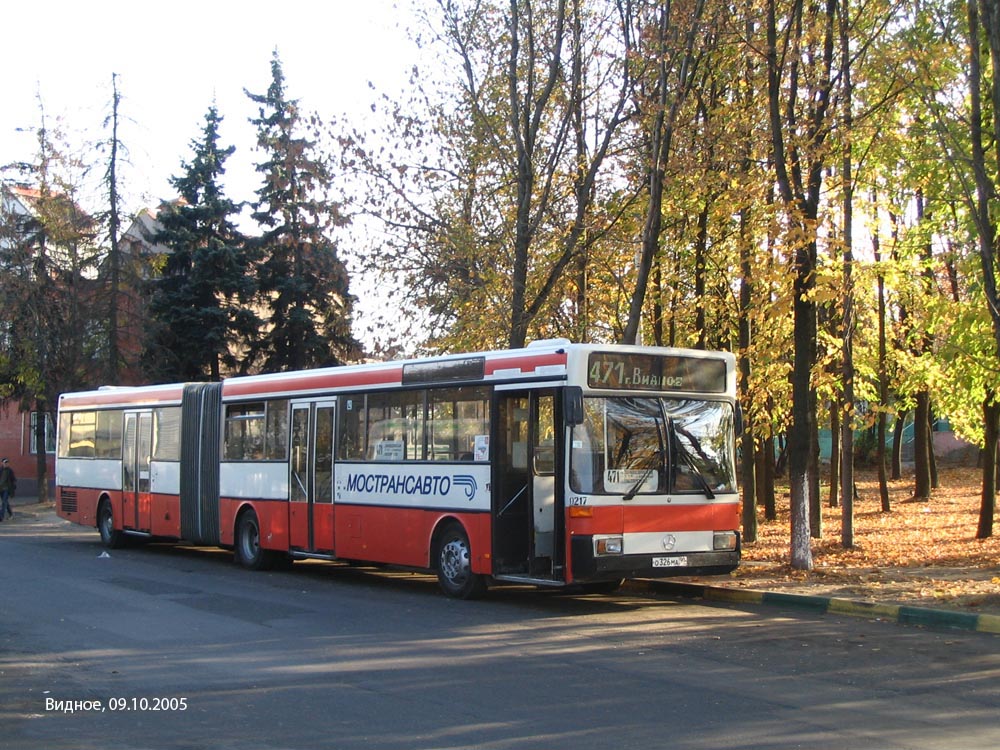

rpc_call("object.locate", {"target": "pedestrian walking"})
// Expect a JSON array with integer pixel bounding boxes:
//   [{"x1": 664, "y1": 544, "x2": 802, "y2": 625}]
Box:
[{"x1": 0, "y1": 458, "x2": 16, "y2": 521}]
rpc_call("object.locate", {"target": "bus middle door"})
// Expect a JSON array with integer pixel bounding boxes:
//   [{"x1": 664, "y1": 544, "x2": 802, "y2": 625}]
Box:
[
  {"x1": 493, "y1": 390, "x2": 560, "y2": 580},
  {"x1": 122, "y1": 411, "x2": 153, "y2": 531},
  {"x1": 289, "y1": 401, "x2": 336, "y2": 554}
]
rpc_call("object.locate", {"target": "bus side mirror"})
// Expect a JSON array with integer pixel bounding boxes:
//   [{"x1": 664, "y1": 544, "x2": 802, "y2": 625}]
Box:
[
  {"x1": 564, "y1": 387, "x2": 584, "y2": 426},
  {"x1": 735, "y1": 403, "x2": 745, "y2": 438}
]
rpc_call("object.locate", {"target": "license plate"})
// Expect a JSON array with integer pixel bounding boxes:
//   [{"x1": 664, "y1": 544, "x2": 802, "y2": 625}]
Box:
[{"x1": 652, "y1": 555, "x2": 687, "y2": 568}]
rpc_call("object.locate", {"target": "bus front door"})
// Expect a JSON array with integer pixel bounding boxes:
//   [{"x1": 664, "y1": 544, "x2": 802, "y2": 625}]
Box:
[
  {"x1": 493, "y1": 390, "x2": 561, "y2": 581},
  {"x1": 289, "y1": 402, "x2": 336, "y2": 554},
  {"x1": 121, "y1": 411, "x2": 153, "y2": 531}
]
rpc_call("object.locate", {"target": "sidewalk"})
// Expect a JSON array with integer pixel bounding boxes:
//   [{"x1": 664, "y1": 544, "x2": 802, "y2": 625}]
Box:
[
  {"x1": 5, "y1": 500, "x2": 998, "y2": 634},
  {"x1": 644, "y1": 561, "x2": 1000, "y2": 635},
  {"x1": 0, "y1": 498, "x2": 52, "y2": 522}
]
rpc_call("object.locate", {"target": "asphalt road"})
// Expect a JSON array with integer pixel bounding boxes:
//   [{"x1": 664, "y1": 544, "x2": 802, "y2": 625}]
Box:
[{"x1": 1, "y1": 511, "x2": 998, "y2": 750}]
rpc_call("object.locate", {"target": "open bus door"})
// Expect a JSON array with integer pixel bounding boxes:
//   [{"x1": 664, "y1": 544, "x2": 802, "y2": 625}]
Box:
[
  {"x1": 289, "y1": 401, "x2": 336, "y2": 555},
  {"x1": 122, "y1": 411, "x2": 153, "y2": 532},
  {"x1": 492, "y1": 389, "x2": 563, "y2": 583}
]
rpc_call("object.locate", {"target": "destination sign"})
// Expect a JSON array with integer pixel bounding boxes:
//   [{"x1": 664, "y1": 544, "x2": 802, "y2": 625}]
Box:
[
  {"x1": 401, "y1": 357, "x2": 485, "y2": 385},
  {"x1": 587, "y1": 352, "x2": 727, "y2": 393}
]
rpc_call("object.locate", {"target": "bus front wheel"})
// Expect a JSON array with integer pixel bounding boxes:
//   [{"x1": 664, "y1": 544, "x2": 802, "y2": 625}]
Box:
[
  {"x1": 235, "y1": 510, "x2": 275, "y2": 571},
  {"x1": 97, "y1": 499, "x2": 125, "y2": 549},
  {"x1": 435, "y1": 523, "x2": 486, "y2": 599}
]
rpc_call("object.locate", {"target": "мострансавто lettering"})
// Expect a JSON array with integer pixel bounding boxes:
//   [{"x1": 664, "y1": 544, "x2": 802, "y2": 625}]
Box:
[{"x1": 345, "y1": 473, "x2": 452, "y2": 496}]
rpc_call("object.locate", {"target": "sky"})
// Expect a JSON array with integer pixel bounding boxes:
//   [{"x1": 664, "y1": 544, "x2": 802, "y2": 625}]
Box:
[
  {"x1": 3, "y1": 0, "x2": 420, "y2": 202},
  {"x1": 2, "y1": 0, "x2": 425, "y2": 348}
]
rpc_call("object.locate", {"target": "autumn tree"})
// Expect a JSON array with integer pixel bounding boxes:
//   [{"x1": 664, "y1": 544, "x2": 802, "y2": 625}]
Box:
[
  {"x1": 889, "y1": 0, "x2": 998, "y2": 534},
  {"x1": 247, "y1": 51, "x2": 360, "y2": 371},
  {"x1": 830, "y1": 0, "x2": 911, "y2": 542},
  {"x1": 0, "y1": 99, "x2": 96, "y2": 501},
  {"x1": 765, "y1": 0, "x2": 841, "y2": 569},
  {"x1": 966, "y1": 0, "x2": 1000, "y2": 537},
  {"x1": 623, "y1": 0, "x2": 712, "y2": 346},
  {"x1": 344, "y1": 0, "x2": 636, "y2": 352}
]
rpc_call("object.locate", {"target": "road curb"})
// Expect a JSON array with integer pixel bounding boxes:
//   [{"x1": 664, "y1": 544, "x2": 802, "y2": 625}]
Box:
[{"x1": 649, "y1": 581, "x2": 1000, "y2": 635}]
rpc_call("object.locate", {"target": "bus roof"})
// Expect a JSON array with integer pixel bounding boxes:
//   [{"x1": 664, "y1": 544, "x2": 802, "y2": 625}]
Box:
[{"x1": 57, "y1": 341, "x2": 735, "y2": 410}]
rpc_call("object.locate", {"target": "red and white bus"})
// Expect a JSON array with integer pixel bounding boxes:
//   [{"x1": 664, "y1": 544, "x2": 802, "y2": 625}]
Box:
[{"x1": 55, "y1": 341, "x2": 741, "y2": 598}]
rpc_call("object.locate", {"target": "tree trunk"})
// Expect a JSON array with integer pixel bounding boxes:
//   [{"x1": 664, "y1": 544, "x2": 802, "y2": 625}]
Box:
[
  {"x1": 694, "y1": 198, "x2": 709, "y2": 349},
  {"x1": 873, "y1": 212, "x2": 892, "y2": 512},
  {"x1": 829, "y1": 404, "x2": 840, "y2": 508},
  {"x1": 757, "y1": 432, "x2": 778, "y2": 522},
  {"x1": 741, "y1": 429, "x2": 757, "y2": 544},
  {"x1": 810, "y1": 404, "x2": 822, "y2": 540},
  {"x1": 652, "y1": 261, "x2": 664, "y2": 347},
  {"x1": 913, "y1": 392, "x2": 932, "y2": 501},
  {"x1": 929, "y1": 407, "x2": 939, "y2": 489},
  {"x1": 840, "y1": 0, "x2": 855, "y2": 547},
  {"x1": 575, "y1": 249, "x2": 589, "y2": 343},
  {"x1": 968, "y1": 0, "x2": 1000, "y2": 537},
  {"x1": 34, "y1": 402, "x2": 50, "y2": 504},
  {"x1": 980, "y1": 394, "x2": 998, "y2": 539},
  {"x1": 790, "y1": 243, "x2": 817, "y2": 562},
  {"x1": 877, "y1": 410, "x2": 891, "y2": 512},
  {"x1": 892, "y1": 409, "x2": 906, "y2": 480},
  {"x1": 105, "y1": 73, "x2": 123, "y2": 384},
  {"x1": 739, "y1": 198, "x2": 756, "y2": 543},
  {"x1": 911, "y1": 186, "x2": 935, "y2": 501}
]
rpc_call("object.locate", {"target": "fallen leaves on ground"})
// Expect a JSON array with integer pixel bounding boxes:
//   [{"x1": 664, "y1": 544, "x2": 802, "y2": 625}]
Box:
[{"x1": 731, "y1": 466, "x2": 1000, "y2": 613}]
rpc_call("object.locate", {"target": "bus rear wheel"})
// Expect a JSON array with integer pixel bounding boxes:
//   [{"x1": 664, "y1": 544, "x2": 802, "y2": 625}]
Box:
[
  {"x1": 436, "y1": 523, "x2": 486, "y2": 599},
  {"x1": 235, "y1": 510, "x2": 275, "y2": 571},
  {"x1": 97, "y1": 499, "x2": 125, "y2": 549}
]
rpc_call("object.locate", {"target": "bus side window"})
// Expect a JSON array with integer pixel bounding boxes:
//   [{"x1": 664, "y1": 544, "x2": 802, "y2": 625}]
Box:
[
  {"x1": 224, "y1": 403, "x2": 265, "y2": 460},
  {"x1": 338, "y1": 397, "x2": 366, "y2": 460},
  {"x1": 264, "y1": 400, "x2": 289, "y2": 460},
  {"x1": 428, "y1": 386, "x2": 490, "y2": 462}
]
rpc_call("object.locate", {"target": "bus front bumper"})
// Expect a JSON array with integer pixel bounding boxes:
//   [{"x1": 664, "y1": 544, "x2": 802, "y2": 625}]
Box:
[{"x1": 570, "y1": 534, "x2": 741, "y2": 582}]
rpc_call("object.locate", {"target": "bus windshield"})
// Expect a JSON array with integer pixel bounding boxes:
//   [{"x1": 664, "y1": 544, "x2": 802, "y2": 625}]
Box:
[{"x1": 569, "y1": 397, "x2": 736, "y2": 497}]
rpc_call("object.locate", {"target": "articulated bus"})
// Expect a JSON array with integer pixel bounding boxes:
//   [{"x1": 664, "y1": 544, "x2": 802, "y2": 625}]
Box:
[{"x1": 55, "y1": 341, "x2": 741, "y2": 598}]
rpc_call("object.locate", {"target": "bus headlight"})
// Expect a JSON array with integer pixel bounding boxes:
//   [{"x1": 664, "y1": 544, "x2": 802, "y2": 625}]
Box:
[
  {"x1": 594, "y1": 536, "x2": 624, "y2": 556},
  {"x1": 713, "y1": 531, "x2": 738, "y2": 551}
]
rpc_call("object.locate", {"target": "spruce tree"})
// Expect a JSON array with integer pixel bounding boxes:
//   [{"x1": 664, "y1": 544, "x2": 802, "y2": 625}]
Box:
[
  {"x1": 246, "y1": 50, "x2": 359, "y2": 372},
  {"x1": 146, "y1": 105, "x2": 256, "y2": 381}
]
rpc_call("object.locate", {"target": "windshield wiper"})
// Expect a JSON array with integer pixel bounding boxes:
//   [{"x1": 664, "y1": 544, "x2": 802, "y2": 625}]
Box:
[
  {"x1": 675, "y1": 446, "x2": 716, "y2": 499},
  {"x1": 623, "y1": 466, "x2": 656, "y2": 502}
]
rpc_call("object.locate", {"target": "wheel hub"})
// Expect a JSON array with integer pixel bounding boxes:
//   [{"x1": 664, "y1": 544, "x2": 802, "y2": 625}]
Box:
[{"x1": 440, "y1": 539, "x2": 469, "y2": 581}]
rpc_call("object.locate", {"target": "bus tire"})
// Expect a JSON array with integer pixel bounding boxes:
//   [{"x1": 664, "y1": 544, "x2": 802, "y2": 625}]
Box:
[
  {"x1": 235, "y1": 509, "x2": 275, "y2": 571},
  {"x1": 435, "y1": 523, "x2": 486, "y2": 599},
  {"x1": 97, "y1": 498, "x2": 126, "y2": 549}
]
